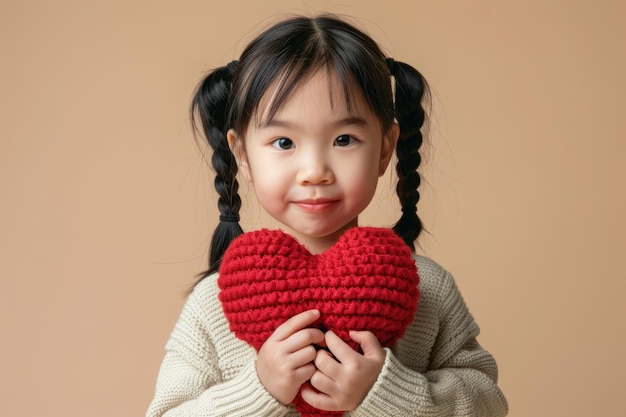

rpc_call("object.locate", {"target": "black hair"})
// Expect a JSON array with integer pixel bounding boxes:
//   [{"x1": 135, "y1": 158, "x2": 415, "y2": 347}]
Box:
[{"x1": 190, "y1": 14, "x2": 430, "y2": 285}]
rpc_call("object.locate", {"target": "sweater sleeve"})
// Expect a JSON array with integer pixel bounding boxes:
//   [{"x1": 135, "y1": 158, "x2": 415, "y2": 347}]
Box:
[
  {"x1": 348, "y1": 260, "x2": 509, "y2": 417},
  {"x1": 145, "y1": 279, "x2": 292, "y2": 417}
]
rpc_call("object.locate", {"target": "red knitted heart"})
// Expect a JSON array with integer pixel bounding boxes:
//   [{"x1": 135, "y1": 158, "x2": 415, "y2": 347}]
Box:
[{"x1": 218, "y1": 227, "x2": 419, "y2": 416}]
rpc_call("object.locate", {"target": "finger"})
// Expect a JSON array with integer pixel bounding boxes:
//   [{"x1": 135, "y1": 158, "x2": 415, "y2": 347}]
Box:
[
  {"x1": 286, "y1": 343, "x2": 318, "y2": 368},
  {"x1": 349, "y1": 330, "x2": 384, "y2": 359},
  {"x1": 291, "y1": 362, "x2": 317, "y2": 384},
  {"x1": 314, "y1": 348, "x2": 340, "y2": 379},
  {"x1": 269, "y1": 309, "x2": 320, "y2": 342},
  {"x1": 290, "y1": 327, "x2": 325, "y2": 348},
  {"x1": 300, "y1": 382, "x2": 339, "y2": 411},
  {"x1": 325, "y1": 330, "x2": 357, "y2": 362},
  {"x1": 309, "y1": 366, "x2": 336, "y2": 394}
]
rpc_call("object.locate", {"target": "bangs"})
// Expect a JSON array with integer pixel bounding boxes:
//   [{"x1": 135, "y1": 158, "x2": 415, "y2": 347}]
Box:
[
  {"x1": 252, "y1": 63, "x2": 363, "y2": 128},
  {"x1": 228, "y1": 15, "x2": 394, "y2": 135}
]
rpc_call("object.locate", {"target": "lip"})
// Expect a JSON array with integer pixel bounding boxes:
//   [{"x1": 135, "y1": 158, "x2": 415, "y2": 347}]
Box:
[{"x1": 293, "y1": 199, "x2": 339, "y2": 213}]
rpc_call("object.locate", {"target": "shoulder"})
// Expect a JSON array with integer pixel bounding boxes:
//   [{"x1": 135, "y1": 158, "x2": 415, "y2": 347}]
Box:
[
  {"x1": 177, "y1": 273, "x2": 222, "y2": 322},
  {"x1": 411, "y1": 255, "x2": 476, "y2": 329},
  {"x1": 189, "y1": 272, "x2": 221, "y2": 302},
  {"x1": 166, "y1": 273, "x2": 223, "y2": 351},
  {"x1": 413, "y1": 254, "x2": 480, "y2": 340},
  {"x1": 413, "y1": 254, "x2": 447, "y2": 278},
  {"x1": 412, "y1": 254, "x2": 457, "y2": 297},
  {"x1": 184, "y1": 273, "x2": 229, "y2": 334}
]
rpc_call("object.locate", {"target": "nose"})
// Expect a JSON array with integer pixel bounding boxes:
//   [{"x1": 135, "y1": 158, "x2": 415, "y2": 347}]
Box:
[{"x1": 295, "y1": 151, "x2": 335, "y2": 185}]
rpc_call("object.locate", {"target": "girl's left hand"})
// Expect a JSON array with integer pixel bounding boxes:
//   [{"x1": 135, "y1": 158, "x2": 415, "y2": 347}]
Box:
[{"x1": 300, "y1": 330, "x2": 386, "y2": 412}]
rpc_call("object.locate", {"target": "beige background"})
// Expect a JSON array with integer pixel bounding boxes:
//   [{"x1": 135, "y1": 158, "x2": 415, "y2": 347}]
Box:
[{"x1": 1, "y1": 0, "x2": 624, "y2": 416}]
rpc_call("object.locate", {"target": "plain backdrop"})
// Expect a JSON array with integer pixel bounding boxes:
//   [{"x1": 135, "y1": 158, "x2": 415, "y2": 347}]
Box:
[{"x1": 1, "y1": 1, "x2": 624, "y2": 416}]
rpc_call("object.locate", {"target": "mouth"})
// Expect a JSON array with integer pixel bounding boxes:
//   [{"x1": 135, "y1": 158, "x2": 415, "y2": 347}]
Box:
[{"x1": 293, "y1": 199, "x2": 339, "y2": 212}]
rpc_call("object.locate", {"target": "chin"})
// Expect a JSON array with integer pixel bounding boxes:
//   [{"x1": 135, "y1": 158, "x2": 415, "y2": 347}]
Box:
[{"x1": 294, "y1": 222, "x2": 356, "y2": 239}]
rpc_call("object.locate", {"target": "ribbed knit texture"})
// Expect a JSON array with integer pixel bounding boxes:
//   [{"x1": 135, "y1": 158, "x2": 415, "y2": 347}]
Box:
[
  {"x1": 217, "y1": 227, "x2": 420, "y2": 417},
  {"x1": 146, "y1": 255, "x2": 509, "y2": 417}
]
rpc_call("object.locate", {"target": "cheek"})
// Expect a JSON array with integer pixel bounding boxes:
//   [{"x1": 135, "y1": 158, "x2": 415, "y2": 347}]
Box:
[
  {"x1": 340, "y1": 160, "x2": 380, "y2": 205},
  {"x1": 345, "y1": 145, "x2": 383, "y2": 180},
  {"x1": 248, "y1": 158, "x2": 290, "y2": 206}
]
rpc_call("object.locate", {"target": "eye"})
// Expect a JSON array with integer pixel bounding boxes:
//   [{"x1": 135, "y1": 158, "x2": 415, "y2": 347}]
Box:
[
  {"x1": 271, "y1": 137, "x2": 295, "y2": 150},
  {"x1": 334, "y1": 134, "x2": 357, "y2": 147}
]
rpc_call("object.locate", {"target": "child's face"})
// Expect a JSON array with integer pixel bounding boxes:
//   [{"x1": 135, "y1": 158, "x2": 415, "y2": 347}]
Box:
[{"x1": 229, "y1": 70, "x2": 398, "y2": 253}]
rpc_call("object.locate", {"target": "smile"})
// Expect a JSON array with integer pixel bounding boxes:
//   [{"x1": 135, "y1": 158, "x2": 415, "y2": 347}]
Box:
[{"x1": 293, "y1": 199, "x2": 339, "y2": 213}]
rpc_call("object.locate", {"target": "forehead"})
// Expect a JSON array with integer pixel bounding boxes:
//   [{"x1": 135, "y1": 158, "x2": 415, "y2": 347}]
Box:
[{"x1": 252, "y1": 68, "x2": 374, "y2": 128}]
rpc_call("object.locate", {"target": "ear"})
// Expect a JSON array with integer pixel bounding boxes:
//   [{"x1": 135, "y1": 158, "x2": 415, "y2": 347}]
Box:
[
  {"x1": 379, "y1": 122, "x2": 399, "y2": 176},
  {"x1": 227, "y1": 129, "x2": 252, "y2": 182}
]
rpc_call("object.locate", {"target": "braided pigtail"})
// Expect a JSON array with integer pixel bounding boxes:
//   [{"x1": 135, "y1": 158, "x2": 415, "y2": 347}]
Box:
[
  {"x1": 190, "y1": 61, "x2": 243, "y2": 281},
  {"x1": 386, "y1": 58, "x2": 429, "y2": 250}
]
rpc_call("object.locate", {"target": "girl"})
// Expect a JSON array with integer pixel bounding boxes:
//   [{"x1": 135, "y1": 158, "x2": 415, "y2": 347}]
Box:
[{"x1": 146, "y1": 14, "x2": 508, "y2": 417}]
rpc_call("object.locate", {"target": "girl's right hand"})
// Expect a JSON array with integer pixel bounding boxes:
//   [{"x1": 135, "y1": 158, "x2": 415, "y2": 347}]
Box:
[{"x1": 256, "y1": 309, "x2": 325, "y2": 405}]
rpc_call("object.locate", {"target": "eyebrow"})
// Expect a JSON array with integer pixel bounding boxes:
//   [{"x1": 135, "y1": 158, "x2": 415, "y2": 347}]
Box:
[{"x1": 260, "y1": 116, "x2": 369, "y2": 129}]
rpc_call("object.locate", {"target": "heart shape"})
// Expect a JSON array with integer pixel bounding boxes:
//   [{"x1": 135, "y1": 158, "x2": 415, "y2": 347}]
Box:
[{"x1": 218, "y1": 227, "x2": 419, "y2": 416}]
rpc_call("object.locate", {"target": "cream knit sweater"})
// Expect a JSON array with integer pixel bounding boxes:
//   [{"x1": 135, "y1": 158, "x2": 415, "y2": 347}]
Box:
[{"x1": 146, "y1": 255, "x2": 508, "y2": 416}]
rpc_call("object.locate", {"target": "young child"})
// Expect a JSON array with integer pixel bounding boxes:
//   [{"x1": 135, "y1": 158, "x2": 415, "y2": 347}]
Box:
[{"x1": 146, "y1": 14, "x2": 508, "y2": 417}]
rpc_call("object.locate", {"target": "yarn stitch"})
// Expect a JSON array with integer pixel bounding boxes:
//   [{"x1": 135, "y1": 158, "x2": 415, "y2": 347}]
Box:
[{"x1": 218, "y1": 226, "x2": 420, "y2": 416}]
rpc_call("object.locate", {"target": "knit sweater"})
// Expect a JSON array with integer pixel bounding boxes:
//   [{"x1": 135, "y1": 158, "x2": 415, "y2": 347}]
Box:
[{"x1": 146, "y1": 255, "x2": 508, "y2": 416}]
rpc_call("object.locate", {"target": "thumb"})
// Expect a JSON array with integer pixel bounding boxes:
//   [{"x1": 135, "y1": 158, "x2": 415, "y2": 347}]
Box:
[{"x1": 349, "y1": 330, "x2": 384, "y2": 358}]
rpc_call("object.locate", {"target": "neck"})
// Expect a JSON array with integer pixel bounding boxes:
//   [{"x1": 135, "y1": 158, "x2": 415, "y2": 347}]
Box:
[{"x1": 285, "y1": 219, "x2": 359, "y2": 254}]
